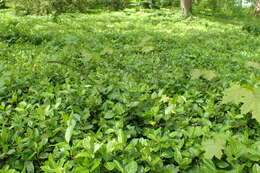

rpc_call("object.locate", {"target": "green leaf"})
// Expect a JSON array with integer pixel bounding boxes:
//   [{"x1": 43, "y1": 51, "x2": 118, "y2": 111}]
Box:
[
  {"x1": 113, "y1": 160, "x2": 124, "y2": 173},
  {"x1": 202, "y1": 133, "x2": 227, "y2": 160},
  {"x1": 240, "y1": 88, "x2": 260, "y2": 123},
  {"x1": 191, "y1": 69, "x2": 217, "y2": 80},
  {"x1": 200, "y1": 159, "x2": 216, "y2": 172},
  {"x1": 247, "y1": 61, "x2": 260, "y2": 70},
  {"x1": 101, "y1": 47, "x2": 113, "y2": 55},
  {"x1": 117, "y1": 130, "x2": 127, "y2": 145},
  {"x1": 222, "y1": 85, "x2": 260, "y2": 123},
  {"x1": 173, "y1": 148, "x2": 183, "y2": 164},
  {"x1": 163, "y1": 165, "x2": 179, "y2": 173},
  {"x1": 252, "y1": 164, "x2": 260, "y2": 173},
  {"x1": 125, "y1": 160, "x2": 138, "y2": 173},
  {"x1": 216, "y1": 161, "x2": 229, "y2": 169},
  {"x1": 74, "y1": 152, "x2": 90, "y2": 159},
  {"x1": 104, "y1": 162, "x2": 116, "y2": 171},
  {"x1": 65, "y1": 119, "x2": 76, "y2": 143},
  {"x1": 142, "y1": 45, "x2": 154, "y2": 53},
  {"x1": 24, "y1": 161, "x2": 34, "y2": 173},
  {"x1": 94, "y1": 143, "x2": 103, "y2": 153},
  {"x1": 165, "y1": 104, "x2": 175, "y2": 115},
  {"x1": 104, "y1": 111, "x2": 114, "y2": 119},
  {"x1": 90, "y1": 160, "x2": 100, "y2": 172},
  {"x1": 65, "y1": 126, "x2": 73, "y2": 144},
  {"x1": 222, "y1": 84, "x2": 251, "y2": 104}
]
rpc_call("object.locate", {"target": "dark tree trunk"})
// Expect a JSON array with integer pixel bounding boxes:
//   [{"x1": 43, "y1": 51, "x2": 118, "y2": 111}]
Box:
[{"x1": 181, "y1": 0, "x2": 192, "y2": 17}]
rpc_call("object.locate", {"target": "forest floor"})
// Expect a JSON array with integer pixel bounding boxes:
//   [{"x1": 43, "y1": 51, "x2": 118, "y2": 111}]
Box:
[{"x1": 0, "y1": 8, "x2": 260, "y2": 173}]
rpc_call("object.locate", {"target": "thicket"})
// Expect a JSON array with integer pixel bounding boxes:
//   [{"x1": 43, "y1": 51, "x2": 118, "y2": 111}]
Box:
[
  {"x1": 0, "y1": 0, "x2": 5, "y2": 8},
  {"x1": 12, "y1": 0, "x2": 255, "y2": 16},
  {"x1": 194, "y1": 0, "x2": 255, "y2": 16}
]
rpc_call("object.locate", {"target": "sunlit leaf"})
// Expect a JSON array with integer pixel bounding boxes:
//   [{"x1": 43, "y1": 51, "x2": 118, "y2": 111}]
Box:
[
  {"x1": 202, "y1": 133, "x2": 227, "y2": 159},
  {"x1": 223, "y1": 85, "x2": 260, "y2": 123},
  {"x1": 191, "y1": 69, "x2": 217, "y2": 80}
]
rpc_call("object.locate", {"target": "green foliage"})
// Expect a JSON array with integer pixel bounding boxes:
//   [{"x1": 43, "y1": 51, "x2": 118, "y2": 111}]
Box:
[
  {"x1": 202, "y1": 132, "x2": 227, "y2": 159},
  {"x1": 242, "y1": 23, "x2": 260, "y2": 35},
  {"x1": 193, "y1": 0, "x2": 253, "y2": 17},
  {"x1": 129, "y1": 0, "x2": 179, "y2": 9},
  {"x1": 14, "y1": 0, "x2": 130, "y2": 15},
  {"x1": 14, "y1": 0, "x2": 89, "y2": 15},
  {"x1": 0, "y1": 8, "x2": 260, "y2": 172},
  {"x1": 191, "y1": 69, "x2": 217, "y2": 80},
  {"x1": 11, "y1": 0, "x2": 257, "y2": 16},
  {"x1": 222, "y1": 84, "x2": 260, "y2": 123},
  {"x1": 0, "y1": 0, "x2": 5, "y2": 8}
]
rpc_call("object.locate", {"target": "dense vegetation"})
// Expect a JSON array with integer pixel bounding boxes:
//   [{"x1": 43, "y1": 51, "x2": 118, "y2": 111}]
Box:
[
  {"x1": 6, "y1": 0, "x2": 258, "y2": 17},
  {"x1": 0, "y1": 0, "x2": 260, "y2": 172}
]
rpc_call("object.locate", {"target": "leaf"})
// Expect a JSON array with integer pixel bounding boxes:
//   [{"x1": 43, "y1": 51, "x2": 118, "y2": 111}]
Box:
[
  {"x1": 240, "y1": 88, "x2": 260, "y2": 123},
  {"x1": 142, "y1": 45, "x2": 154, "y2": 53},
  {"x1": 94, "y1": 143, "x2": 103, "y2": 153},
  {"x1": 222, "y1": 84, "x2": 251, "y2": 104},
  {"x1": 216, "y1": 161, "x2": 229, "y2": 169},
  {"x1": 24, "y1": 161, "x2": 34, "y2": 173},
  {"x1": 252, "y1": 164, "x2": 260, "y2": 173},
  {"x1": 222, "y1": 85, "x2": 260, "y2": 123},
  {"x1": 173, "y1": 148, "x2": 182, "y2": 164},
  {"x1": 65, "y1": 126, "x2": 73, "y2": 144},
  {"x1": 163, "y1": 164, "x2": 179, "y2": 173},
  {"x1": 113, "y1": 160, "x2": 124, "y2": 173},
  {"x1": 106, "y1": 140, "x2": 116, "y2": 153},
  {"x1": 65, "y1": 119, "x2": 76, "y2": 143},
  {"x1": 138, "y1": 36, "x2": 154, "y2": 53},
  {"x1": 104, "y1": 162, "x2": 116, "y2": 171},
  {"x1": 104, "y1": 111, "x2": 114, "y2": 119},
  {"x1": 125, "y1": 160, "x2": 138, "y2": 173},
  {"x1": 165, "y1": 104, "x2": 175, "y2": 115},
  {"x1": 101, "y1": 47, "x2": 113, "y2": 55},
  {"x1": 191, "y1": 69, "x2": 217, "y2": 80},
  {"x1": 117, "y1": 130, "x2": 127, "y2": 145},
  {"x1": 200, "y1": 159, "x2": 216, "y2": 171},
  {"x1": 247, "y1": 61, "x2": 260, "y2": 70},
  {"x1": 74, "y1": 152, "x2": 90, "y2": 159},
  {"x1": 202, "y1": 133, "x2": 227, "y2": 160},
  {"x1": 90, "y1": 160, "x2": 100, "y2": 172}
]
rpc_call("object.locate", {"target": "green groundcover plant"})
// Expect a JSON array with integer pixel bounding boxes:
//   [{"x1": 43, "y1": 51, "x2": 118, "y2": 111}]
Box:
[{"x1": 0, "y1": 8, "x2": 260, "y2": 173}]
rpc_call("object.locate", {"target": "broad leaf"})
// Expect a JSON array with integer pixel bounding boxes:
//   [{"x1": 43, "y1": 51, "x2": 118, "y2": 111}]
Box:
[
  {"x1": 191, "y1": 69, "x2": 217, "y2": 80},
  {"x1": 202, "y1": 133, "x2": 227, "y2": 160},
  {"x1": 65, "y1": 119, "x2": 76, "y2": 143},
  {"x1": 223, "y1": 85, "x2": 260, "y2": 123},
  {"x1": 24, "y1": 161, "x2": 34, "y2": 173},
  {"x1": 247, "y1": 61, "x2": 260, "y2": 70},
  {"x1": 125, "y1": 160, "x2": 138, "y2": 173}
]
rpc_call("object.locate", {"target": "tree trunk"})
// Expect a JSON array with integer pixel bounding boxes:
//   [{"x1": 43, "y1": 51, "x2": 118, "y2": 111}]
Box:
[
  {"x1": 255, "y1": 0, "x2": 260, "y2": 16},
  {"x1": 181, "y1": 0, "x2": 192, "y2": 17}
]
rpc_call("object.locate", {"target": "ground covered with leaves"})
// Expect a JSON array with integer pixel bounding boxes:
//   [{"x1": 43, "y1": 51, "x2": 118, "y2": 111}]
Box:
[{"x1": 0, "y1": 8, "x2": 260, "y2": 173}]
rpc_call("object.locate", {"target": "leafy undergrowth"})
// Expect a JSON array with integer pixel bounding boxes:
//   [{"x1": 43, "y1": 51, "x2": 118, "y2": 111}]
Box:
[{"x1": 0, "y1": 8, "x2": 260, "y2": 173}]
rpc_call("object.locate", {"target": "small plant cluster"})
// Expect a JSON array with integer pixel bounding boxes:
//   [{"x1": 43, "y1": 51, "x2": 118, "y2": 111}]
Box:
[
  {"x1": 242, "y1": 23, "x2": 260, "y2": 35},
  {"x1": 0, "y1": 9, "x2": 260, "y2": 173}
]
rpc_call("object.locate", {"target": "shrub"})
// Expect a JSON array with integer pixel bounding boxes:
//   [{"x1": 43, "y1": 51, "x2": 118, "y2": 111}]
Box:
[
  {"x1": 193, "y1": 0, "x2": 252, "y2": 17},
  {"x1": 0, "y1": 0, "x2": 5, "y2": 8},
  {"x1": 14, "y1": 0, "x2": 93, "y2": 15},
  {"x1": 242, "y1": 23, "x2": 260, "y2": 35},
  {"x1": 14, "y1": 0, "x2": 130, "y2": 15}
]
